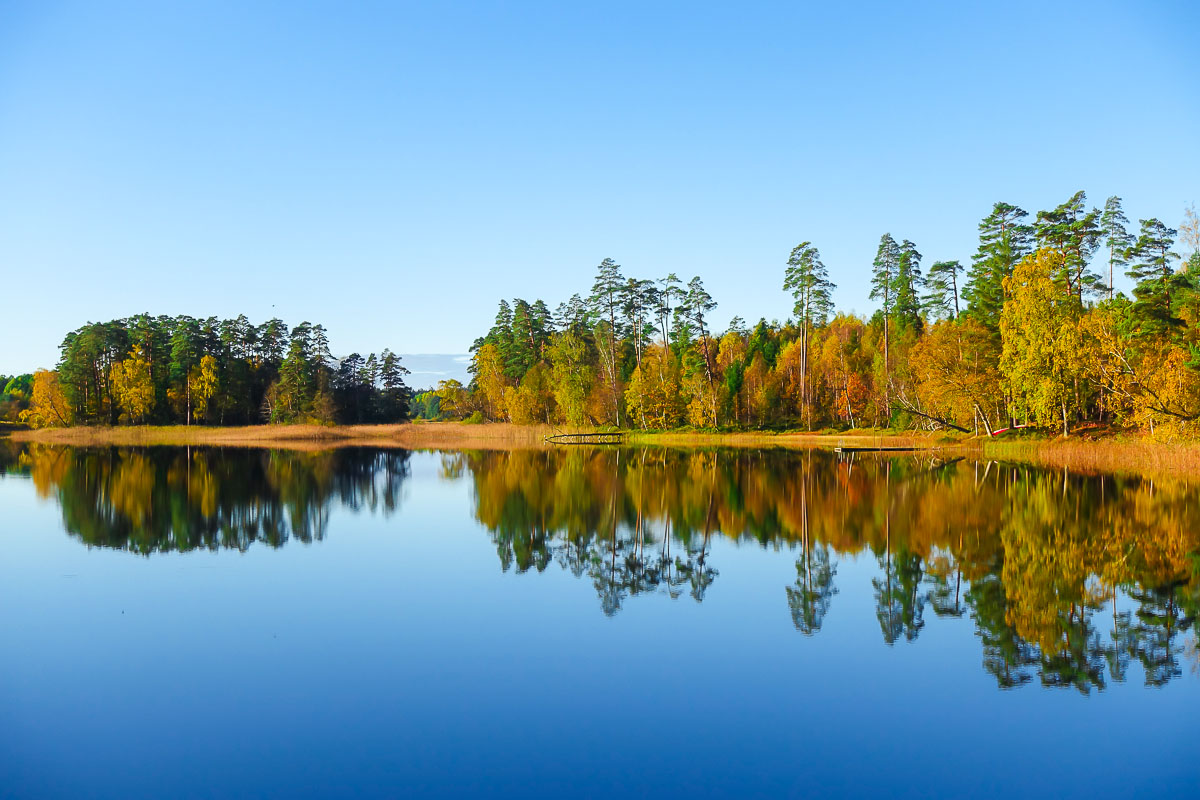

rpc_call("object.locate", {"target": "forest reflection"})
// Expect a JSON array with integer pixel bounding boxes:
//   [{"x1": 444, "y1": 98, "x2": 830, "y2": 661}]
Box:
[
  {"x1": 457, "y1": 447, "x2": 1200, "y2": 691},
  {"x1": 0, "y1": 442, "x2": 410, "y2": 553},
  {"x1": 2, "y1": 442, "x2": 1197, "y2": 691}
]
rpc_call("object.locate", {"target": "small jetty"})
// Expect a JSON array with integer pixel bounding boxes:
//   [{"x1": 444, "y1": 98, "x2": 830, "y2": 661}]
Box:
[
  {"x1": 833, "y1": 445, "x2": 923, "y2": 453},
  {"x1": 544, "y1": 432, "x2": 624, "y2": 445}
]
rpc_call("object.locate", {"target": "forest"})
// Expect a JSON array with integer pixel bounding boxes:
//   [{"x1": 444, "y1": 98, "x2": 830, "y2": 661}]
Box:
[
  {"x1": 423, "y1": 192, "x2": 1200, "y2": 438},
  {"x1": 15, "y1": 315, "x2": 410, "y2": 427},
  {"x1": 12, "y1": 191, "x2": 1200, "y2": 437}
]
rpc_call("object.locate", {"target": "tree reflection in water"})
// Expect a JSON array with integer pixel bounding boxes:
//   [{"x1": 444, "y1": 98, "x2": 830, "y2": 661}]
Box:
[
  {"x1": 459, "y1": 447, "x2": 1199, "y2": 690},
  {"x1": 4, "y1": 442, "x2": 409, "y2": 553},
  {"x1": 3, "y1": 441, "x2": 1197, "y2": 690}
]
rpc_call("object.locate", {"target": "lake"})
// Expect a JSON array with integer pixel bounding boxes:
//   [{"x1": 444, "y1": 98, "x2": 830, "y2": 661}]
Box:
[{"x1": 1, "y1": 443, "x2": 1197, "y2": 798}]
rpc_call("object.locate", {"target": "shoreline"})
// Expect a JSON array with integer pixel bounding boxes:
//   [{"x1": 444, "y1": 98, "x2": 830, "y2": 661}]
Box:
[
  {"x1": 8, "y1": 422, "x2": 1199, "y2": 477},
  {"x1": 6, "y1": 422, "x2": 963, "y2": 451}
]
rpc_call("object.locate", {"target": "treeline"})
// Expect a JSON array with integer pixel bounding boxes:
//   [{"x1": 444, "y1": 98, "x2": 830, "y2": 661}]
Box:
[
  {"x1": 20, "y1": 315, "x2": 410, "y2": 427},
  {"x1": 437, "y1": 192, "x2": 1200, "y2": 436}
]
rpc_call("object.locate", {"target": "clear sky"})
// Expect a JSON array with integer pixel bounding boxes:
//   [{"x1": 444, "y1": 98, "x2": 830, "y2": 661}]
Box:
[{"x1": 2, "y1": 0, "x2": 1198, "y2": 373}]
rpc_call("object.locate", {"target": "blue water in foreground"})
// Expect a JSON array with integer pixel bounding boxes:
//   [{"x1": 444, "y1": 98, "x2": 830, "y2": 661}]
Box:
[{"x1": 0, "y1": 446, "x2": 1196, "y2": 798}]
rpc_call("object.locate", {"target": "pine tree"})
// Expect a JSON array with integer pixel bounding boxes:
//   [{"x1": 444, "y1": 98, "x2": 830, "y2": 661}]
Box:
[
  {"x1": 334, "y1": 353, "x2": 366, "y2": 422},
  {"x1": 378, "y1": 349, "x2": 411, "y2": 421},
  {"x1": 622, "y1": 278, "x2": 657, "y2": 367},
  {"x1": 1099, "y1": 196, "x2": 1132, "y2": 303},
  {"x1": 1034, "y1": 190, "x2": 1103, "y2": 303},
  {"x1": 1126, "y1": 218, "x2": 1182, "y2": 334},
  {"x1": 923, "y1": 260, "x2": 963, "y2": 320},
  {"x1": 257, "y1": 318, "x2": 288, "y2": 364},
  {"x1": 657, "y1": 273, "x2": 683, "y2": 351},
  {"x1": 276, "y1": 338, "x2": 312, "y2": 421},
  {"x1": 870, "y1": 233, "x2": 900, "y2": 318},
  {"x1": 362, "y1": 353, "x2": 380, "y2": 389},
  {"x1": 310, "y1": 324, "x2": 332, "y2": 371},
  {"x1": 684, "y1": 276, "x2": 718, "y2": 425},
  {"x1": 170, "y1": 316, "x2": 201, "y2": 425},
  {"x1": 870, "y1": 233, "x2": 900, "y2": 412},
  {"x1": 554, "y1": 294, "x2": 589, "y2": 337},
  {"x1": 508, "y1": 300, "x2": 537, "y2": 379},
  {"x1": 783, "y1": 241, "x2": 834, "y2": 429},
  {"x1": 894, "y1": 239, "x2": 924, "y2": 332},
  {"x1": 963, "y1": 202, "x2": 1033, "y2": 336},
  {"x1": 588, "y1": 258, "x2": 625, "y2": 425},
  {"x1": 530, "y1": 300, "x2": 555, "y2": 348}
]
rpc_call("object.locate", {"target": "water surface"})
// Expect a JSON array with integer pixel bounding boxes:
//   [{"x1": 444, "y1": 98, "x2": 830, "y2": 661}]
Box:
[{"x1": 1, "y1": 443, "x2": 1196, "y2": 798}]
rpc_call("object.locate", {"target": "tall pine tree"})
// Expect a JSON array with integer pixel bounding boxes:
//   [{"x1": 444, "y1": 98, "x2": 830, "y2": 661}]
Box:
[
  {"x1": 870, "y1": 233, "x2": 900, "y2": 412},
  {"x1": 963, "y1": 202, "x2": 1033, "y2": 337},
  {"x1": 589, "y1": 258, "x2": 625, "y2": 426},
  {"x1": 1099, "y1": 196, "x2": 1131, "y2": 303},
  {"x1": 1126, "y1": 218, "x2": 1182, "y2": 335},
  {"x1": 894, "y1": 239, "x2": 924, "y2": 333},
  {"x1": 923, "y1": 260, "x2": 963, "y2": 320},
  {"x1": 1034, "y1": 190, "x2": 1103, "y2": 303},
  {"x1": 784, "y1": 241, "x2": 835, "y2": 429}
]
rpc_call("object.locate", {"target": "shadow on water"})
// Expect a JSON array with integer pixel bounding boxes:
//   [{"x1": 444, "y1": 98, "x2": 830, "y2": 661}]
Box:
[{"x1": 2, "y1": 441, "x2": 1197, "y2": 691}]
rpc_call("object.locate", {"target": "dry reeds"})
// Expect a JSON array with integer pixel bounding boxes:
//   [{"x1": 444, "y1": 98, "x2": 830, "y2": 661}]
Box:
[{"x1": 983, "y1": 436, "x2": 1200, "y2": 477}]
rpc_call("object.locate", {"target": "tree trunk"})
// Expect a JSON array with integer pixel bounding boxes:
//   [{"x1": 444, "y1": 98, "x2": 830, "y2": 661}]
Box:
[
  {"x1": 974, "y1": 404, "x2": 994, "y2": 437},
  {"x1": 699, "y1": 328, "x2": 716, "y2": 426},
  {"x1": 901, "y1": 406, "x2": 971, "y2": 433},
  {"x1": 883, "y1": 315, "x2": 890, "y2": 422}
]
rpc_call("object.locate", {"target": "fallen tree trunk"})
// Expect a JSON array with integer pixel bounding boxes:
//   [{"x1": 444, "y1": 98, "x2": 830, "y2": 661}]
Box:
[{"x1": 901, "y1": 406, "x2": 971, "y2": 434}]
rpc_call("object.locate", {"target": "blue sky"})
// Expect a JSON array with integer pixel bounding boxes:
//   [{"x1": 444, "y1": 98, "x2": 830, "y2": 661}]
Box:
[{"x1": 2, "y1": 0, "x2": 1198, "y2": 373}]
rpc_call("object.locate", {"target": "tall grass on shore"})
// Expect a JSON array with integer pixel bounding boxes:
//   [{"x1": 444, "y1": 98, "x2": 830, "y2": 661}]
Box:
[{"x1": 984, "y1": 437, "x2": 1200, "y2": 477}]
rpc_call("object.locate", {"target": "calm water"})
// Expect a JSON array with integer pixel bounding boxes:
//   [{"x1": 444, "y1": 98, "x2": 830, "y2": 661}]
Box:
[{"x1": 1, "y1": 443, "x2": 1197, "y2": 798}]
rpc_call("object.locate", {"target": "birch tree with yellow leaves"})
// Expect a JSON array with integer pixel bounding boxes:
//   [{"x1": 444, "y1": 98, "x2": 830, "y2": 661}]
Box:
[
  {"x1": 111, "y1": 350, "x2": 156, "y2": 424},
  {"x1": 1000, "y1": 249, "x2": 1092, "y2": 435},
  {"x1": 20, "y1": 370, "x2": 74, "y2": 428},
  {"x1": 625, "y1": 344, "x2": 682, "y2": 428}
]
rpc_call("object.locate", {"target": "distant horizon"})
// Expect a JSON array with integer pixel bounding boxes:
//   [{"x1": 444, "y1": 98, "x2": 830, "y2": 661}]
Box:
[{"x1": 395, "y1": 353, "x2": 472, "y2": 390}]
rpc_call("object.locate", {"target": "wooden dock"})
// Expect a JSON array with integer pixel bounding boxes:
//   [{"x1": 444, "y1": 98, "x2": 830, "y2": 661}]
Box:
[
  {"x1": 544, "y1": 432, "x2": 624, "y2": 445},
  {"x1": 833, "y1": 445, "x2": 924, "y2": 453}
]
